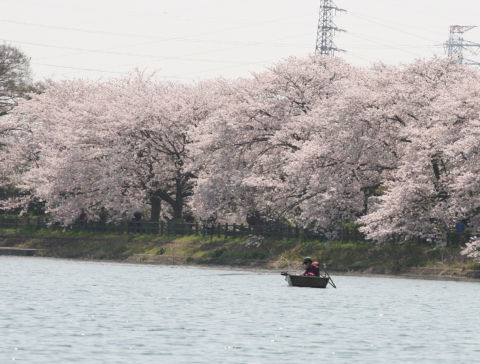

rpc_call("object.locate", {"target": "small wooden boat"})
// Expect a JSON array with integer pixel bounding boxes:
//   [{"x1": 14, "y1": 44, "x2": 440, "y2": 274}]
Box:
[
  {"x1": 282, "y1": 273, "x2": 330, "y2": 288},
  {"x1": 281, "y1": 266, "x2": 336, "y2": 288}
]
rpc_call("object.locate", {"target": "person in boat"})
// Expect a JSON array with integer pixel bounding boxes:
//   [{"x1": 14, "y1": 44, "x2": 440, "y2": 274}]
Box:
[{"x1": 302, "y1": 257, "x2": 320, "y2": 277}]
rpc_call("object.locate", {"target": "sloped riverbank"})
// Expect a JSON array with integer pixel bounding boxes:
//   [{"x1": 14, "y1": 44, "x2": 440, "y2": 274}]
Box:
[{"x1": 1, "y1": 228, "x2": 479, "y2": 282}]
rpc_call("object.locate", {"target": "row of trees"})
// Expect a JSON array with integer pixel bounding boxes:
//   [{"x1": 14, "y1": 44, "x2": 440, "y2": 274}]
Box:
[
  {"x1": 0, "y1": 44, "x2": 43, "y2": 200},
  {"x1": 1, "y1": 49, "x2": 480, "y2": 260}
]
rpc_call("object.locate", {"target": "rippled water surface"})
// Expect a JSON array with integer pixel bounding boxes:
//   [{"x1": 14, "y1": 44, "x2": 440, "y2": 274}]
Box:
[{"x1": 1, "y1": 256, "x2": 479, "y2": 363}]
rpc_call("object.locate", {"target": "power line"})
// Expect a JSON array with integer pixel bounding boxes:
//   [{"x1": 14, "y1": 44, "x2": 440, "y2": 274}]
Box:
[
  {"x1": 348, "y1": 11, "x2": 439, "y2": 44},
  {"x1": 1, "y1": 4, "x2": 455, "y2": 79},
  {"x1": 0, "y1": 20, "x2": 312, "y2": 49},
  {"x1": 0, "y1": 14, "x2": 313, "y2": 43},
  {"x1": 34, "y1": 63, "x2": 125, "y2": 74},
  {"x1": 1, "y1": 38, "x2": 281, "y2": 66},
  {"x1": 349, "y1": 10, "x2": 445, "y2": 34},
  {"x1": 102, "y1": 30, "x2": 316, "y2": 72},
  {"x1": 0, "y1": 18, "x2": 215, "y2": 41},
  {"x1": 0, "y1": 15, "x2": 315, "y2": 69},
  {"x1": 346, "y1": 32, "x2": 431, "y2": 58}
]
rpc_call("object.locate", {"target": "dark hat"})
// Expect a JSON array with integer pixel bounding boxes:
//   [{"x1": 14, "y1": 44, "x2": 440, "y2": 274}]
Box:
[{"x1": 303, "y1": 257, "x2": 313, "y2": 264}]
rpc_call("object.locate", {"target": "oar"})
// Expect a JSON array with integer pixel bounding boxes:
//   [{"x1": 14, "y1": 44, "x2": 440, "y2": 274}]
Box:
[{"x1": 323, "y1": 263, "x2": 337, "y2": 288}]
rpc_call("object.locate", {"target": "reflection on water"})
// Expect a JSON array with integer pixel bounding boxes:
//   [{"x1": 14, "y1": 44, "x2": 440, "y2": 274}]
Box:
[{"x1": 1, "y1": 256, "x2": 479, "y2": 363}]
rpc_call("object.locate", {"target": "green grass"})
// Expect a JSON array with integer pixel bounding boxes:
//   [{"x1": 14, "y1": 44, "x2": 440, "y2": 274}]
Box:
[{"x1": 0, "y1": 227, "x2": 474, "y2": 273}]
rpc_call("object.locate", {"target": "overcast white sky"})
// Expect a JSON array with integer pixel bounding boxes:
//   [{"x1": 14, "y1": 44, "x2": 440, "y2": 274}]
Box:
[{"x1": 1, "y1": 0, "x2": 480, "y2": 82}]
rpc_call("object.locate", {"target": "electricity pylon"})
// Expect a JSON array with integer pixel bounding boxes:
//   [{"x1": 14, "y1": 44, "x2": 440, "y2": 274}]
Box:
[
  {"x1": 315, "y1": 0, "x2": 346, "y2": 56},
  {"x1": 445, "y1": 25, "x2": 480, "y2": 66}
]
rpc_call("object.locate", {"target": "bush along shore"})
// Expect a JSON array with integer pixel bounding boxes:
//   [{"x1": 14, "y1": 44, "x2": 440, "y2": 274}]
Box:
[{"x1": 0, "y1": 225, "x2": 479, "y2": 281}]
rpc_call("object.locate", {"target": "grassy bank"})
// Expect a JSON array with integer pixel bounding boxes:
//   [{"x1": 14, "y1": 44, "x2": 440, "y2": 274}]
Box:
[{"x1": 1, "y1": 226, "x2": 479, "y2": 279}]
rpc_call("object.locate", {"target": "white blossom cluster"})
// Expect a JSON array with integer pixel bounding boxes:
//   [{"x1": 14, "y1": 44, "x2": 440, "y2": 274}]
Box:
[{"x1": 461, "y1": 238, "x2": 480, "y2": 262}]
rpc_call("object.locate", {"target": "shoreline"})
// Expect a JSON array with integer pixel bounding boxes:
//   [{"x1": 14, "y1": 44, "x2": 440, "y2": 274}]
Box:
[
  {"x1": 1, "y1": 231, "x2": 479, "y2": 283},
  {"x1": 4, "y1": 252, "x2": 479, "y2": 283},
  {"x1": 123, "y1": 253, "x2": 480, "y2": 282}
]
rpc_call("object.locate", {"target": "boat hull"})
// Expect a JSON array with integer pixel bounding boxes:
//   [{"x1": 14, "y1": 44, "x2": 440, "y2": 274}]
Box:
[{"x1": 286, "y1": 274, "x2": 329, "y2": 288}]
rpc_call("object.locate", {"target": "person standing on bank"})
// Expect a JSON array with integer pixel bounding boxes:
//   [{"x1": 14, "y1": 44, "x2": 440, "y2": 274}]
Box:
[{"x1": 302, "y1": 257, "x2": 320, "y2": 277}]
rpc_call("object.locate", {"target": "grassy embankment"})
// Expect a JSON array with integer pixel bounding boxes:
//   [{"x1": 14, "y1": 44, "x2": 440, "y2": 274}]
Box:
[{"x1": 1, "y1": 225, "x2": 479, "y2": 279}]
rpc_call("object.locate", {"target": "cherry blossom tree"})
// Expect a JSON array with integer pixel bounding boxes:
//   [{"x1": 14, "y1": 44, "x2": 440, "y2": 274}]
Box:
[
  {"x1": 3, "y1": 79, "x2": 122, "y2": 221},
  {"x1": 105, "y1": 75, "x2": 217, "y2": 222},
  {"x1": 5, "y1": 53, "x2": 480, "y2": 249},
  {"x1": 192, "y1": 56, "x2": 333, "y2": 221},
  {"x1": 360, "y1": 59, "x2": 480, "y2": 246},
  {"x1": 193, "y1": 56, "x2": 480, "y2": 244},
  {"x1": 5, "y1": 75, "x2": 215, "y2": 224},
  {"x1": 278, "y1": 64, "x2": 405, "y2": 232},
  {"x1": 192, "y1": 56, "x2": 406, "y2": 234}
]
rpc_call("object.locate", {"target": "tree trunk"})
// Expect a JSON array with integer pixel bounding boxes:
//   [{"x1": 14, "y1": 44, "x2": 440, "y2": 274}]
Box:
[
  {"x1": 172, "y1": 177, "x2": 184, "y2": 220},
  {"x1": 150, "y1": 195, "x2": 161, "y2": 222},
  {"x1": 431, "y1": 156, "x2": 448, "y2": 201},
  {"x1": 431, "y1": 157, "x2": 441, "y2": 181},
  {"x1": 172, "y1": 198, "x2": 183, "y2": 220},
  {"x1": 151, "y1": 175, "x2": 191, "y2": 222},
  {"x1": 362, "y1": 189, "x2": 370, "y2": 216},
  {"x1": 360, "y1": 185, "x2": 378, "y2": 216}
]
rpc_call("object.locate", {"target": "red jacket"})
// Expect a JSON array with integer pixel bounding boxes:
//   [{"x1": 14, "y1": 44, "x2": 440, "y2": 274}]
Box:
[{"x1": 302, "y1": 261, "x2": 320, "y2": 277}]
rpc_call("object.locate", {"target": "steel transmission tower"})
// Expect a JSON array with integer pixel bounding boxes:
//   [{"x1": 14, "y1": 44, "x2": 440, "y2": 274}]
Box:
[
  {"x1": 315, "y1": 0, "x2": 346, "y2": 56},
  {"x1": 445, "y1": 25, "x2": 480, "y2": 66}
]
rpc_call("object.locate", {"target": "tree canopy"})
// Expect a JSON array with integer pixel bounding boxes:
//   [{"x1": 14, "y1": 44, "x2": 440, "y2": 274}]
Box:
[{"x1": 2, "y1": 55, "x2": 480, "y2": 261}]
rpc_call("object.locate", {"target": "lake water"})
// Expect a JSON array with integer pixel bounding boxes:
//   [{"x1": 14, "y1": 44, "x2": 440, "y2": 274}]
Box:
[{"x1": 1, "y1": 257, "x2": 479, "y2": 363}]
